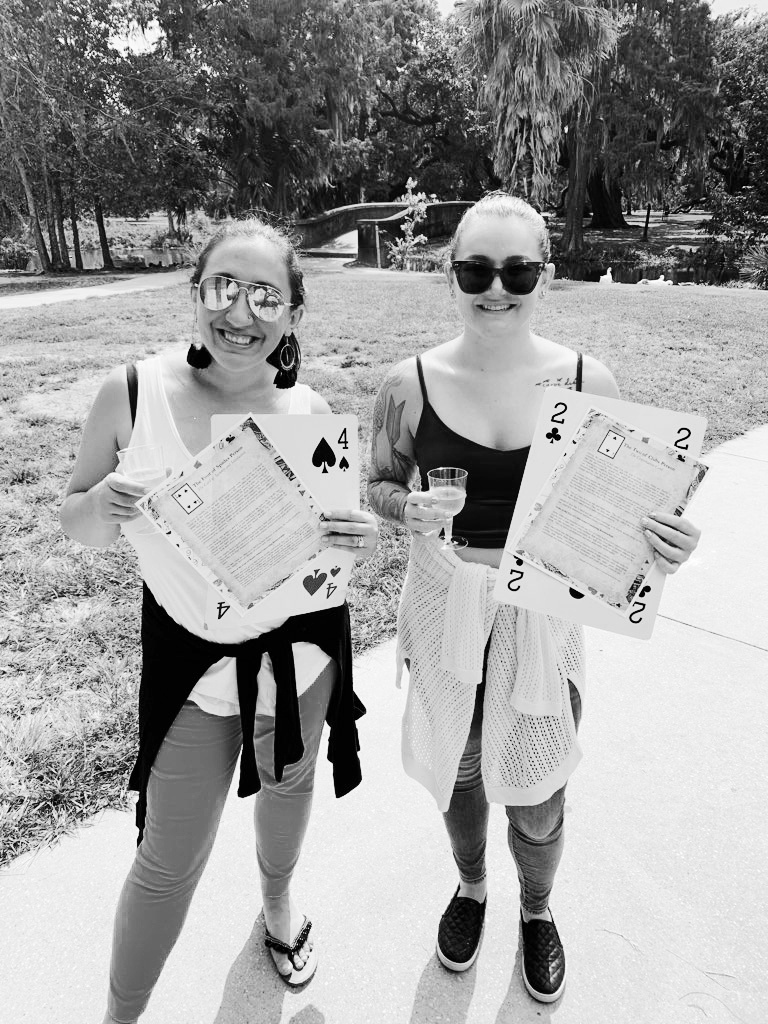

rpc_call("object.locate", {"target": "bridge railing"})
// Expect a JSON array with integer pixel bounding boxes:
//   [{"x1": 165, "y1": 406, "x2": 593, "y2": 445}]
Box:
[
  {"x1": 356, "y1": 202, "x2": 472, "y2": 267},
  {"x1": 292, "y1": 203, "x2": 408, "y2": 249},
  {"x1": 292, "y1": 201, "x2": 472, "y2": 265}
]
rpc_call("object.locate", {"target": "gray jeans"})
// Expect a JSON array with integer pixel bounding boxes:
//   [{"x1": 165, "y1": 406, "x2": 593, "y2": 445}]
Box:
[
  {"x1": 107, "y1": 662, "x2": 335, "y2": 1023},
  {"x1": 442, "y1": 677, "x2": 582, "y2": 915}
]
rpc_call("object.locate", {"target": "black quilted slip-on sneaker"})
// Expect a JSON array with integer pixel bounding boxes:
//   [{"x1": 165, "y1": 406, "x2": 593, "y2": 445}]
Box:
[
  {"x1": 520, "y1": 911, "x2": 566, "y2": 1003},
  {"x1": 436, "y1": 887, "x2": 487, "y2": 972}
]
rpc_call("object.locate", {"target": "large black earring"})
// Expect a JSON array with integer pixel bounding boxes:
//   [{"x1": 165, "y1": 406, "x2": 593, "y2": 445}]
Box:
[
  {"x1": 187, "y1": 342, "x2": 212, "y2": 369},
  {"x1": 187, "y1": 312, "x2": 212, "y2": 369},
  {"x1": 267, "y1": 333, "x2": 301, "y2": 389}
]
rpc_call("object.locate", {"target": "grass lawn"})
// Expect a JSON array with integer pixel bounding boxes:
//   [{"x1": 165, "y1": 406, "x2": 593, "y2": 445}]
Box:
[{"x1": 1, "y1": 265, "x2": 767, "y2": 865}]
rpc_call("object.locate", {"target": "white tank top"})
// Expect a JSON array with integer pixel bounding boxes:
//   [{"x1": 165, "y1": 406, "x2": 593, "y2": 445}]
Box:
[{"x1": 121, "y1": 354, "x2": 331, "y2": 716}]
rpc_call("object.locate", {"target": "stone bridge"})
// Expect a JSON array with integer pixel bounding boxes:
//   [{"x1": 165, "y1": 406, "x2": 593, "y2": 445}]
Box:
[{"x1": 293, "y1": 201, "x2": 472, "y2": 266}]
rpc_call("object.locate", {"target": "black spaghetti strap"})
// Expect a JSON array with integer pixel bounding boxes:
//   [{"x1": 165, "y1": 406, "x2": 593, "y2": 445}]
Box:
[
  {"x1": 415, "y1": 354, "x2": 429, "y2": 402},
  {"x1": 126, "y1": 362, "x2": 138, "y2": 426},
  {"x1": 575, "y1": 351, "x2": 583, "y2": 392}
]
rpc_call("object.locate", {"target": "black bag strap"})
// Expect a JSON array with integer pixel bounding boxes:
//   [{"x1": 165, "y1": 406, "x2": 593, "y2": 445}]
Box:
[
  {"x1": 575, "y1": 351, "x2": 583, "y2": 392},
  {"x1": 415, "y1": 354, "x2": 429, "y2": 403},
  {"x1": 126, "y1": 363, "x2": 138, "y2": 426}
]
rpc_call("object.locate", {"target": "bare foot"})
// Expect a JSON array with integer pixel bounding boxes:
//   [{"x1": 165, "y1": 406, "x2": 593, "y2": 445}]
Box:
[{"x1": 263, "y1": 894, "x2": 314, "y2": 978}]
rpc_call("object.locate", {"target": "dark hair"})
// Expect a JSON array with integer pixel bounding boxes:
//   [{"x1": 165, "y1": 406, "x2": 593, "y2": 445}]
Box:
[
  {"x1": 188, "y1": 218, "x2": 305, "y2": 385},
  {"x1": 448, "y1": 191, "x2": 551, "y2": 263},
  {"x1": 190, "y1": 217, "x2": 306, "y2": 308}
]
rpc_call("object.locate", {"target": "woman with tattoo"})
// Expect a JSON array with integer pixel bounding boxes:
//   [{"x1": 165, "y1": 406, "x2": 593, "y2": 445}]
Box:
[{"x1": 367, "y1": 193, "x2": 700, "y2": 1002}]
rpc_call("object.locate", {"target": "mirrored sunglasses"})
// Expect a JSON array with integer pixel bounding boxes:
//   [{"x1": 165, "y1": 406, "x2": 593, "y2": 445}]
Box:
[
  {"x1": 198, "y1": 275, "x2": 289, "y2": 322},
  {"x1": 451, "y1": 260, "x2": 546, "y2": 296}
]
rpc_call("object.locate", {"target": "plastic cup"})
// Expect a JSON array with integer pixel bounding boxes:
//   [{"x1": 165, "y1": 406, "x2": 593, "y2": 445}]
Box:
[
  {"x1": 117, "y1": 444, "x2": 166, "y2": 488},
  {"x1": 116, "y1": 444, "x2": 165, "y2": 534}
]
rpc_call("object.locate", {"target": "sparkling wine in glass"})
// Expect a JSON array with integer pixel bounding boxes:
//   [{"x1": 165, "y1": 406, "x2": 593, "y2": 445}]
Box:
[{"x1": 427, "y1": 467, "x2": 468, "y2": 550}]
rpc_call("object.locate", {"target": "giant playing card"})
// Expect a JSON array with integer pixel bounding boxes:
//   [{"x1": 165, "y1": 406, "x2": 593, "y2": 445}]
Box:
[
  {"x1": 136, "y1": 414, "x2": 360, "y2": 626},
  {"x1": 493, "y1": 388, "x2": 707, "y2": 638}
]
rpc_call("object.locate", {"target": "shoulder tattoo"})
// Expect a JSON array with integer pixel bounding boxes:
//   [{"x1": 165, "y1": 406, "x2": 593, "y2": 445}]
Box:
[{"x1": 535, "y1": 376, "x2": 577, "y2": 389}]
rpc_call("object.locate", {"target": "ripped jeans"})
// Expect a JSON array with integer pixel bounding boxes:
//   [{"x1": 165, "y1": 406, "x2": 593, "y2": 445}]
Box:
[{"x1": 442, "y1": 678, "x2": 582, "y2": 915}]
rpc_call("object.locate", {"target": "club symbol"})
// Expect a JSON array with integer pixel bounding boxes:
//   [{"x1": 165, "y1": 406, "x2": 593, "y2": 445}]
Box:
[
  {"x1": 546, "y1": 427, "x2": 561, "y2": 444},
  {"x1": 312, "y1": 437, "x2": 336, "y2": 474},
  {"x1": 639, "y1": 585, "x2": 652, "y2": 598},
  {"x1": 339, "y1": 456, "x2": 349, "y2": 472}
]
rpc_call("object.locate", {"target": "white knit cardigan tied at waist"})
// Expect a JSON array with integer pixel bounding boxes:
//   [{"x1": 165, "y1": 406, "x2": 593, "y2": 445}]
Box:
[{"x1": 396, "y1": 536, "x2": 586, "y2": 811}]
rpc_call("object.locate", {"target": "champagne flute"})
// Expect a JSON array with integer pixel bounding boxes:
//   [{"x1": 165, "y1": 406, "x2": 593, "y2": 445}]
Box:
[{"x1": 427, "y1": 467, "x2": 468, "y2": 550}]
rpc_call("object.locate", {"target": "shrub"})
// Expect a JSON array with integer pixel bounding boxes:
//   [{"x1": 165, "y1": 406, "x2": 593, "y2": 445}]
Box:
[
  {"x1": 386, "y1": 178, "x2": 430, "y2": 271},
  {"x1": 0, "y1": 238, "x2": 34, "y2": 270},
  {"x1": 739, "y1": 244, "x2": 768, "y2": 289}
]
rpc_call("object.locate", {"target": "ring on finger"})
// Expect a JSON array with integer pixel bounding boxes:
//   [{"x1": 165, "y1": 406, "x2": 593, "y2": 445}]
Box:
[{"x1": 355, "y1": 535, "x2": 365, "y2": 548}]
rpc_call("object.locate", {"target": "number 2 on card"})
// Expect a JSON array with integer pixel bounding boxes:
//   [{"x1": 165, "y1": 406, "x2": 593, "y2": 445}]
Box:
[
  {"x1": 674, "y1": 427, "x2": 691, "y2": 450},
  {"x1": 507, "y1": 558, "x2": 525, "y2": 592},
  {"x1": 551, "y1": 402, "x2": 567, "y2": 425}
]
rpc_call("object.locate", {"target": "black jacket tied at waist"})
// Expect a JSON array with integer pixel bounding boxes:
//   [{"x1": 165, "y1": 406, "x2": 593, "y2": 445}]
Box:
[{"x1": 128, "y1": 584, "x2": 366, "y2": 845}]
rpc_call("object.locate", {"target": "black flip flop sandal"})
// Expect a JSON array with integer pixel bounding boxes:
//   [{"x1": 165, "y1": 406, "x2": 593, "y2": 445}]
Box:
[{"x1": 264, "y1": 916, "x2": 318, "y2": 986}]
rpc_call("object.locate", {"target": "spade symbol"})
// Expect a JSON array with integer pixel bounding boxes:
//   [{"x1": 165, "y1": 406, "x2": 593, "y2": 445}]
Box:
[
  {"x1": 312, "y1": 437, "x2": 336, "y2": 474},
  {"x1": 568, "y1": 588, "x2": 585, "y2": 600},
  {"x1": 303, "y1": 570, "x2": 328, "y2": 596},
  {"x1": 339, "y1": 456, "x2": 349, "y2": 472}
]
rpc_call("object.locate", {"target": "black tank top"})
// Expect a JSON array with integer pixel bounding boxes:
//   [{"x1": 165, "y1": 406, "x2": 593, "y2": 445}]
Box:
[{"x1": 413, "y1": 352, "x2": 583, "y2": 548}]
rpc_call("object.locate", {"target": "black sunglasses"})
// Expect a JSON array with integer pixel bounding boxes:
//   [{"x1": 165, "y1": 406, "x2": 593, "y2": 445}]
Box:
[{"x1": 451, "y1": 260, "x2": 546, "y2": 295}]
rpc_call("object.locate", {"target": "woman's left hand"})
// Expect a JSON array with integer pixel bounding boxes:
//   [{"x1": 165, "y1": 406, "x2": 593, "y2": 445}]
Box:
[
  {"x1": 320, "y1": 509, "x2": 379, "y2": 560},
  {"x1": 642, "y1": 512, "x2": 701, "y2": 574}
]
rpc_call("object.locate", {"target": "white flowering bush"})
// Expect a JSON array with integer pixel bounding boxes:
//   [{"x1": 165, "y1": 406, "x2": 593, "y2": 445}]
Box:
[{"x1": 387, "y1": 178, "x2": 433, "y2": 271}]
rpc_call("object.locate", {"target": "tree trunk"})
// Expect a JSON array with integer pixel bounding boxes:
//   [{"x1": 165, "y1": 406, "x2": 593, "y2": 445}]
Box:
[
  {"x1": 588, "y1": 167, "x2": 628, "y2": 229},
  {"x1": 94, "y1": 196, "x2": 114, "y2": 270},
  {"x1": 53, "y1": 174, "x2": 71, "y2": 270},
  {"x1": 167, "y1": 209, "x2": 176, "y2": 239},
  {"x1": 513, "y1": 135, "x2": 535, "y2": 199},
  {"x1": 13, "y1": 153, "x2": 51, "y2": 272},
  {"x1": 561, "y1": 121, "x2": 588, "y2": 255},
  {"x1": 69, "y1": 189, "x2": 83, "y2": 270},
  {"x1": 43, "y1": 164, "x2": 63, "y2": 269}
]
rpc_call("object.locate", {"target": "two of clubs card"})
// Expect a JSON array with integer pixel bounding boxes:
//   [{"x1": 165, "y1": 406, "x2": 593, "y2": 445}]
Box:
[
  {"x1": 493, "y1": 388, "x2": 707, "y2": 639},
  {"x1": 204, "y1": 414, "x2": 359, "y2": 628}
]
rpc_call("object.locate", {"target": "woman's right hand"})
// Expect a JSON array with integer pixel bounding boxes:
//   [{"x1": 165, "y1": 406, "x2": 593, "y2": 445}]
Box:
[
  {"x1": 91, "y1": 471, "x2": 153, "y2": 525},
  {"x1": 403, "y1": 490, "x2": 448, "y2": 536}
]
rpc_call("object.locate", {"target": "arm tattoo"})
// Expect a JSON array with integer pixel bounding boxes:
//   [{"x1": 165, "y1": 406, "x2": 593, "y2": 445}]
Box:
[{"x1": 368, "y1": 371, "x2": 417, "y2": 524}]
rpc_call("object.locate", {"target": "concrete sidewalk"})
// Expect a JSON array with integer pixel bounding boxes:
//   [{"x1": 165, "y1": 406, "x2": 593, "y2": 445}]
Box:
[
  {"x1": 2, "y1": 427, "x2": 766, "y2": 1024},
  {"x1": 0, "y1": 269, "x2": 191, "y2": 310}
]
